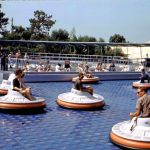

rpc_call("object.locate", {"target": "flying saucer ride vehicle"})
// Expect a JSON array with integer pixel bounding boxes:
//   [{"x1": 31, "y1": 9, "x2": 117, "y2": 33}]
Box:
[
  {"x1": 0, "y1": 73, "x2": 16, "y2": 95},
  {"x1": 132, "y1": 80, "x2": 150, "y2": 89},
  {"x1": 56, "y1": 88, "x2": 105, "y2": 110},
  {"x1": 72, "y1": 76, "x2": 100, "y2": 84},
  {"x1": 110, "y1": 117, "x2": 150, "y2": 149},
  {"x1": 0, "y1": 90, "x2": 46, "y2": 110}
]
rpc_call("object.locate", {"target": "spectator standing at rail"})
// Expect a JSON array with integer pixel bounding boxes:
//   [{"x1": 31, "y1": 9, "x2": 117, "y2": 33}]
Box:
[
  {"x1": 15, "y1": 50, "x2": 21, "y2": 69},
  {"x1": 24, "y1": 52, "x2": 29, "y2": 64},
  {"x1": 1, "y1": 52, "x2": 5, "y2": 71},
  {"x1": 1, "y1": 52, "x2": 8, "y2": 71},
  {"x1": 8, "y1": 51, "x2": 13, "y2": 69}
]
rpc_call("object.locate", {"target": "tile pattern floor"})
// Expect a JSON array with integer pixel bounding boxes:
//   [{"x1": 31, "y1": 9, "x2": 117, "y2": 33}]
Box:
[{"x1": 0, "y1": 80, "x2": 139, "y2": 150}]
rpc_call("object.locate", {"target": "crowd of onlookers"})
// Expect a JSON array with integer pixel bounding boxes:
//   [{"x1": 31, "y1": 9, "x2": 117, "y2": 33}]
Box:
[
  {"x1": 0, "y1": 47, "x2": 147, "y2": 73},
  {"x1": 22, "y1": 60, "x2": 115, "y2": 73},
  {"x1": 21, "y1": 60, "x2": 144, "y2": 73}
]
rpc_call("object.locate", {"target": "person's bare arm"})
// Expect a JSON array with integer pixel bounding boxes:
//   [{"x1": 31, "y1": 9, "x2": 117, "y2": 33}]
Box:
[
  {"x1": 13, "y1": 86, "x2": 22, "y2": 92},
  {"x1": 130, "y1": 109, "x2": 141, "y2": 118}
]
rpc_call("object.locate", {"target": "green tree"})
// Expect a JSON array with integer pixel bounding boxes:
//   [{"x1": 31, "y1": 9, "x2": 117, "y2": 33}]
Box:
[
  {"x1": 29, "y1": 10, "x2": 55, "y2": 40},
  {"x1": 49, "y1": 29, "x2": 69, "y2": 53},
  {"x1": 109, "y1": 34, "x2": 126, "y2": 57},
  {"x1": 4, "y1": 26, "x2": 32, "y2": 40},
  {"x1": 21, "y1": 28, "x2": 32, "y2": 40},
  {"x1": 69, "y1": 27, "x2": 77, "y2": 41},
  {"x1": 77, "y1": 35, "x2": 97, "y2": 42},
  {"x1": 95, "y1": 37, "x2": 105, "y2": 55},
  {"x1": 51, "y1": 29, "x2": 69, "y2": 41},
  {"x1": 0, "y1": 4, "x2": 9, "y2": 38},
  {"x1": 109, "y1": 34, "x2": 126, "y2": 43},
  {"x1": 104, "y1": 47, "x2": 126, "y2": 57},
  {"x1": 105, "y1": 46, "x2": 113, "y2": 56},
  {"x1": 114, "y1": 48, "x2": 125, "y2": 56},
  {"x1": 73, "y1": 36, "x2": 96, "y2": 55},
  {"x1": 98, "y1": 37, "x2": 105, "y2": 42}
]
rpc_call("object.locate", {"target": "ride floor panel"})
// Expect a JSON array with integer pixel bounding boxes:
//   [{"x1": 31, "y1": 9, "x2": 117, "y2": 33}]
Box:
[{"x1": 0, "y1": 80, "x2": 138, "y2": 150}]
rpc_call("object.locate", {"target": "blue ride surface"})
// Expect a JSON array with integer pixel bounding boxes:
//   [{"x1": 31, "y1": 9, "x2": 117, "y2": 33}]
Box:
[{"x1": 0, "y1": 80, "x2": 138, "y2": 150}]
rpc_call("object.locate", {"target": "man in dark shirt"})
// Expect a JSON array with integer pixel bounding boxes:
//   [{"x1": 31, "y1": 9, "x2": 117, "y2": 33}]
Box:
[
  {"x1": 74, "y1": 72, "x2": 93, "y2": 95},
  {"x1": 130, "y1": 88, "x2": 150, "y2": 118},
  {"x1": 64, "y1": 60, "x2": 71, "y2": 72}
]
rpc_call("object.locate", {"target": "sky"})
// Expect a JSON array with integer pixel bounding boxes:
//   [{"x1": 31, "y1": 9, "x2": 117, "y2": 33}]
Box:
[{"x1": 1, "y1": 0, "x2": 150, "y2": 43}]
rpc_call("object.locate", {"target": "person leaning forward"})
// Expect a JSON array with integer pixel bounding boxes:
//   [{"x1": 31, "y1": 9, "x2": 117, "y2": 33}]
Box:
[
  {"x1": 73, "y1": 72, "x2": 93, "y2": 95},
  {"x1": 130, "y1": 88, "x2": 150, "y2": 118}
]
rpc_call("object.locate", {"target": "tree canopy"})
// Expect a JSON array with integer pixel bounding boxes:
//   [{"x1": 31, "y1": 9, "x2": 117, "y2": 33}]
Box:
[
  {"x1": 78, "y1": 35, "x2": 97, "y2": 42},
  {"x1": 0, "y1": 3, "x2": 127, "y2": 56},
  {"x1": 29, "y1": 10, "x2": 56, "y2": 40},
  {"x1": 109, "y1": 34, "x2": 126, "y2": 43},
  {"x1": 51, "y1": 29, "x2": 69, "y2": 41},
  {"x1": 0, "y1": 4, "x2": 9, "y2": 37}
]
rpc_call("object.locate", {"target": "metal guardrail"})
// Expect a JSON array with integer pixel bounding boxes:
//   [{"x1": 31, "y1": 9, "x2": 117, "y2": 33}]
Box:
[
  {"x1": 3, "y1": 52, "x2": 149, "y2": 72},
  {"x1": 27, "y1": 53, "x2": 130, "y2": 63}
]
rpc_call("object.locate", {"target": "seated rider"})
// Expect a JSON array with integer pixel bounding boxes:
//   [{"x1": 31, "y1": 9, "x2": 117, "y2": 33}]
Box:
[
  {"x1": 13, "y1": 69, "x2": 34, "y2": 100},
  {"x1": 140, "y1": 68, "x2": 150, "y2": 83},
  {"x1": 130, "y1": 88, "x2": 150, "y2": 119},
  {"x1": 84, "y1": 65, "x2": 93, "y2": 78},
  {"x1": 73, "y1": 72, "x2": 93, "y2": 95},
  {"x1": 20, "y1": 73, "x2": 32, "y2": 95}
]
